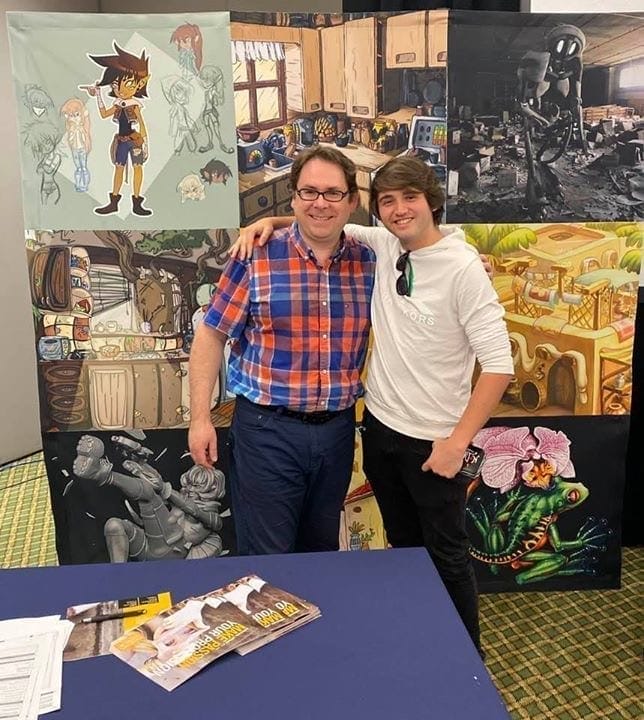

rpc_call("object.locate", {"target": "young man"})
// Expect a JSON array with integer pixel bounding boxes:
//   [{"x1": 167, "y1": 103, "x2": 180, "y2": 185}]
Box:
[
  {"x1": 188, "y1": 146, "x2": 375, "y2": 556},
  {"x1": 234, "y1": 157, "x2": 514, "y2": 653}
]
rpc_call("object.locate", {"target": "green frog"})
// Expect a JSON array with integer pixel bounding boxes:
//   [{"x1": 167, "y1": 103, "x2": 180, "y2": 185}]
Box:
[{"x1": 467, "y1": 476, "x2": 610, "y2": 585}]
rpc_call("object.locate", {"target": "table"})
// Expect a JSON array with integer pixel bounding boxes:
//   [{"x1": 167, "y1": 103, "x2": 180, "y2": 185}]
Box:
[{"x1": 0, "y1": 548, "x2": 510, "y2": 719}]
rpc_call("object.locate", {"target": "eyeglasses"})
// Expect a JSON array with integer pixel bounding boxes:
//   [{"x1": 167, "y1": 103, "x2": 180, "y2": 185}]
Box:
[
  {"x1": 396, "y1": 251, "x2": 412, "y2": 297},
  {"x1": 295, "y1": 188, "x2": 350, "y2": 203}
]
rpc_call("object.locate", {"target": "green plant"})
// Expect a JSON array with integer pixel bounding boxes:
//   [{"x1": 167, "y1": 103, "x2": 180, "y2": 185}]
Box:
[{"x1": 462, "y1": 223, "x2": 537, "y2": 257}]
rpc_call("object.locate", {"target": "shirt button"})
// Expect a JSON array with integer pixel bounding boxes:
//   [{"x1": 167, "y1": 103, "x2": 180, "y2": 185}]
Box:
[
  {"x1": 322, "y1": 301, "x2": 327, "y2": 306},
  {"x1": 322, "y1": 370, "x2": 327, "y2": 374},
  {"x1": 322, "y1": 334, "x2": 327, "y2": 339}
]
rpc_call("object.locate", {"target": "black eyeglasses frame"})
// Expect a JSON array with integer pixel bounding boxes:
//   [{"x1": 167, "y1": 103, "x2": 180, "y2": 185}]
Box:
[{"x1": 295, "y1": 188, "x2": 350, "y2": 203}]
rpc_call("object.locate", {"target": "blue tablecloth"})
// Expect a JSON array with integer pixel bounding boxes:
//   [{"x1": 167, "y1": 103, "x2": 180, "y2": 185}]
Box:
[{"x1": 0, "y1": 548, "x2": 510, "y2": 719}]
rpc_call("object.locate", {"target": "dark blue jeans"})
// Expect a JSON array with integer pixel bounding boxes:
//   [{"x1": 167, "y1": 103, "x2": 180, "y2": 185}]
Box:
[
  {"x1": 228, "y1": 396, "x2": 356, "y2": 555},
  {"x1": 361, "y1": 408, "x2": 481, "y2": 650}
]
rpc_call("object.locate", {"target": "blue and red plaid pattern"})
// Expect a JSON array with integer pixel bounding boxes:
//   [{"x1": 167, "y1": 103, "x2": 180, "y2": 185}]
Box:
[{"x1": 203, "y1": 223, "x2": 376, "y2": 412}]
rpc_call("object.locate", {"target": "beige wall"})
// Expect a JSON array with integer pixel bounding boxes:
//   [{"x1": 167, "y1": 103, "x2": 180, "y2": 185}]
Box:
[{"x1": 0, "y1": 1, "x2": 340, "y2": 463}]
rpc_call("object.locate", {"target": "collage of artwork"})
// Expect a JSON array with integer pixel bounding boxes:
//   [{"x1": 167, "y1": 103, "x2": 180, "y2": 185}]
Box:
[{"x1": 8, "y1": 9, "x2": 644, "y2": 590}]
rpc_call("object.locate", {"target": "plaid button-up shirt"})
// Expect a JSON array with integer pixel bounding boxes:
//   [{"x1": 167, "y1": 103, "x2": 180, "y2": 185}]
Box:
[{"x1": 203, "y1": 223, "x2": 376, "y2": 412}]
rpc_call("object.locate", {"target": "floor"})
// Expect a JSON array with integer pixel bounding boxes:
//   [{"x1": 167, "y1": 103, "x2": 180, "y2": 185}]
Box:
[{"x1": 1, "y1": 452, "x2": 641, "y2": 720}]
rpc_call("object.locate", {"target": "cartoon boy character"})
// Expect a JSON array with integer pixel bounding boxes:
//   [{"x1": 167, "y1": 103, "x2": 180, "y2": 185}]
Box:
[{"x1": 82, "y1": 42, "x2": 152, "y2": 217}]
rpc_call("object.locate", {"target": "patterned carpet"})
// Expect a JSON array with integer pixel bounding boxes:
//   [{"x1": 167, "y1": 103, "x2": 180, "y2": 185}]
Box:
[
  {"x1": 480, "y1": 549, "x2": 642, "y2": 720},
  {"x1": 1, "y1": 452, "x2": 641, "y2": 719},
  {"x1": 0, "y1": 453, "x2": 57, "y2": 568}
]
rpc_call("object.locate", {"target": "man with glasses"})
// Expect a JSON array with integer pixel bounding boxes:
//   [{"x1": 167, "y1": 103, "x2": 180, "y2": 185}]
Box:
[
  {"x1": 230, "y1": 156, "x2": 513, "y2": 655},
  {"x1": 188, "y1": 146, "x2": 375, "y2": 556}
]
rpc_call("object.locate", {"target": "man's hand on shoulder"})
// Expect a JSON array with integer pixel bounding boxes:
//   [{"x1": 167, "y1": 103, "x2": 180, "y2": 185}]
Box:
[
  {"x1": 188, "y1": 419, "x2": 218, "y2": 467},
  {"x1": 229, "y1": 219, "x2": 276, "y2": 261},
  {"x1": 480, "y1": 253, "x2": 494, "y2": 281}
]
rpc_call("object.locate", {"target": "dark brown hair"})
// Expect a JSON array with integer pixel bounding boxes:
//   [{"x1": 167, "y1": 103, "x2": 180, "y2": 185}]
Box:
[
  {"x1": 89, "y1": 42, "x2": 150, "y2": 98},
  {"x1": 370, "y1": 156, "x2": 445, "y2": 225},
  {"x1": 290, "y1": 146, "x2": 358, "y2": 197}
]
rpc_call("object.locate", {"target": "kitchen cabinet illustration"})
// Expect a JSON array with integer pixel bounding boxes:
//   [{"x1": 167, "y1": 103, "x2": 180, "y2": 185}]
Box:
[
  {"x1": 285, "y1": 28, "x2": 322, "y2": 113},
  {"x1": 385, "y1": 11, "x2": 426, "y2": 69},
  {"x1": 385, "y1": 9, "x2": 447, "y2": 69},
  {"x1": 344, "y1": 17, "x2": 378, "y2": 119},
  {"x1": 344, "y1": 16, "x2": 399, "y2": 119},
  {"x1": 427, "y1": 10, "x2": 448, "y2": 67},
  {"x1": 321, "y1": 24, "x2": 346, "y2": 113},
  {"x1": 240, "y1": 174, "x2": 292, "y2": 226}
]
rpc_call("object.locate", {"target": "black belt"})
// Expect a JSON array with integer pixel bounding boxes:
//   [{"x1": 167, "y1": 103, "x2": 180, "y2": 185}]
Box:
[{"x1": 238, "y1": 396, "x2": 348, "y2": 425}]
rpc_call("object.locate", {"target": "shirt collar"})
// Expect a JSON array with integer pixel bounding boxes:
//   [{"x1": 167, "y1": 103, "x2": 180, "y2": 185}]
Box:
[{"x1": 291, "y1": 222, "x2": 347, "y2": 265}]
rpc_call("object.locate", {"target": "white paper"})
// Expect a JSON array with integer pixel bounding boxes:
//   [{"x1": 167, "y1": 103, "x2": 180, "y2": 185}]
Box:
[
  {"x1": 0, "y1": 616, "x2": 72, "y2": 715},
  {"x1": 0, "y1": 638, "x2": 47, "y2": 720}
]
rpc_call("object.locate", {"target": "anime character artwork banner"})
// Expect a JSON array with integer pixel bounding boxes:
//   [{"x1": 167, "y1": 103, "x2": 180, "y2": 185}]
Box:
[{"x1": 7, "y1": 12, "x2": 238, "y2": 230}]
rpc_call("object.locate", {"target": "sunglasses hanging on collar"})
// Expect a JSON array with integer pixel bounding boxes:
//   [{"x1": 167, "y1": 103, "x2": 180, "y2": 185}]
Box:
[{"x1": 396, "y1": 251, "x2": 413, "y2": 297}]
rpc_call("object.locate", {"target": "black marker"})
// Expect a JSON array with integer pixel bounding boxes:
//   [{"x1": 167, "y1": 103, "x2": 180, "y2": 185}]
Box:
[{"x1": 81, "y1": 609, "x2": 147, "y2": 624}]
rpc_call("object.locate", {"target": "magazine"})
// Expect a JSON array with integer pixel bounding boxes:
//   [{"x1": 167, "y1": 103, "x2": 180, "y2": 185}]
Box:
[
  {"x1": 109, "y1": 595, "x2": 261, "y2": 691},
  {"x1": 214, "y1": 575, "x2": 321, "y2": 656},
  {"x1": 63, "y1": 592, "x2": 173, "y2": 661}
]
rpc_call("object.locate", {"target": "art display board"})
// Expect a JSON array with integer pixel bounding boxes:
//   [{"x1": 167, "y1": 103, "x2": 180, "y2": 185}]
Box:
[
  {"x1": 8, "y1": 9, "x2": 643, "y2": 591},
  {"x1": 8, "y1": 12, "x2": 239, "y2": 230}
]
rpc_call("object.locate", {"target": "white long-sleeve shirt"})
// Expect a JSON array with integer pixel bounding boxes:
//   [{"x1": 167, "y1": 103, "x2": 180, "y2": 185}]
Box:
[{"x1": 346, "y1": 223, "x2": 514, "y2": 440}]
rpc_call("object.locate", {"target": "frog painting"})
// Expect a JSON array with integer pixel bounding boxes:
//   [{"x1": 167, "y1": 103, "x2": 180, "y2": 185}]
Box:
[{"x1": 466, "y1": 425, "x2": 611, "y2": 586}]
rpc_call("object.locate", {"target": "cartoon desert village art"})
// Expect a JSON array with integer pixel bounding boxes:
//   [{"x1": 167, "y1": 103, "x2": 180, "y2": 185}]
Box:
[{"x1": 467, "y1": 221, "x2": 641, "y2": 418}]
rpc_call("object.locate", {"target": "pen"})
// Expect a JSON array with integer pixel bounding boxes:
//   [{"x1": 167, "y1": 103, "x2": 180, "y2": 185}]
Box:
[{"x1": 81, "y1": 609, "x2": 147, "y2": 623}]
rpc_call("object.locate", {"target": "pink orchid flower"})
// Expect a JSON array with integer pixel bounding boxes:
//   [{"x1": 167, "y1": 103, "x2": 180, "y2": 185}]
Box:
[{"x1": 473, "y1": 426, "x2": 575, "y2": 493}]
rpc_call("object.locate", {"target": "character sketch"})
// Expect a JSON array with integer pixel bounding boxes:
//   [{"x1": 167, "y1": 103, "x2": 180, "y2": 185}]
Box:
[
  {"x1": 517, "y1": 24, "x2": 590, "y2": 219},
  {"x1": 25, "y1": 125, "x2": 63, "y2": 205},
  {"x1": 23, "y1": 83, "x2": 55, "y2": 122},
  {"x1": 177, "y1": 173, "x2": 206, "y2": 203},
  {"x1": 81, "y1": 42, "x2": 152, "y2": 216},
  {"x1": 161, "y1": 76, "x2": 198, "y2": 155},
  {"x1": 198, "y1": 65, "x2": 233, "y2": 154},
  {"x1": 72, "y1": 434, "x2": 226, "y2": 562},
  {"x1": 61, "y1": 98, "x2": 91, "y2": 192},
  {"x1": 199, "y1": 158, "x2": 233, "y2": 186},
  {"x1": 21, "y1": 84, "x2": 63, "y2": 205},
  {"x1": 170, "y1": 23, "x2": 202, "y2": 79}
]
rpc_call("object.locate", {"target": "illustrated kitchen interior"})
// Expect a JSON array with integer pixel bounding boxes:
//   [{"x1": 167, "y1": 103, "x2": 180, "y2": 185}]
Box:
[{"x1": 230, "y1": 11, "x2": 448, "y2": 226}]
